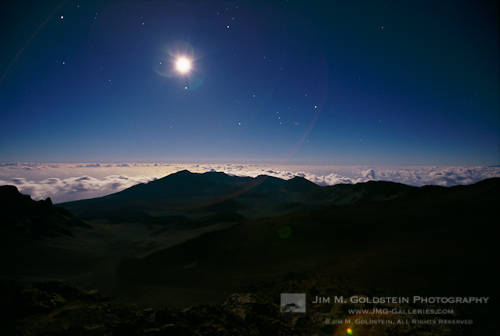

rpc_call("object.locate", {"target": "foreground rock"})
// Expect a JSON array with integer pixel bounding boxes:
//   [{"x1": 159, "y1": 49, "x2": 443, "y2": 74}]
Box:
[
  {"x1": 0, "y1": 185, "x2": 90, "y2": 238},
  {"x1": 3, "y1": 281, "x2": 316, "y2": 336}
]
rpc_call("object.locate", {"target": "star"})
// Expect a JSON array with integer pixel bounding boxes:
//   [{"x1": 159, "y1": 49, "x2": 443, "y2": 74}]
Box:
[{"x1": 60, "y1": 15, "x2": 64, "y2": 20}]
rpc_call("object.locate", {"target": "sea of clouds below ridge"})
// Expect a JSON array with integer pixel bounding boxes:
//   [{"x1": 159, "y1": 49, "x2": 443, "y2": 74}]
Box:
[{"x1": 1, "y1": 162, "x2": 499, "y2": 203}]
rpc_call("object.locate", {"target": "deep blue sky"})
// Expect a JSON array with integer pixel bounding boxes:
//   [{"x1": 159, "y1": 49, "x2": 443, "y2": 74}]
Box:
[{"x1": 0, "y1": 0, "x2": 498, "y2": 165}]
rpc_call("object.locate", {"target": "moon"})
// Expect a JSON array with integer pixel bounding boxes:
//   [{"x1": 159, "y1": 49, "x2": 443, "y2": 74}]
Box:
[{"x1": 175, "y1": 56, "x2": 192, "y2": 74}]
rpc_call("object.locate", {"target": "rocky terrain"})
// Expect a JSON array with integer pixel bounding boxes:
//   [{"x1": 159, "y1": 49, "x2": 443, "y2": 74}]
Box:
[
  {"x1": 3, "y1": 280, "x2": 314, "y2": 336},
  {"x1": 1, "y1": 173, "x2": 497, "y2": 335},
  {"x1": 0, "y1": 185, "x2": 89, "y2": 238}
]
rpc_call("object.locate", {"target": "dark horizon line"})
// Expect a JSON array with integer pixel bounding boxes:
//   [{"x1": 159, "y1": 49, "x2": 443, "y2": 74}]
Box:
[{"x1": 47, "y1": 169, "x2": 499, "y2": 205}]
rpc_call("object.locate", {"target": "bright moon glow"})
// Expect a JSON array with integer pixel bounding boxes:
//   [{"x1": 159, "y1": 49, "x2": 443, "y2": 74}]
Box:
[{"x1": 175, "y1": 57, "x2": 192, "y2": 74}]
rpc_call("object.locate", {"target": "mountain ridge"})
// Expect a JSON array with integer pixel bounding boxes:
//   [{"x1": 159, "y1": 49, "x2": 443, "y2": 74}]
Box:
[
  {"x1": 1, "y1": 176, "x2": 498, "y2": 335},
  {"x1": 117, "y1": 175, "x2": 499, "y2": 303},
  {"x1": 0, "y1": 185, "x2": 89, "y2": 238},
  {"x1": 59, "y1": 170, "x2": 500, "y2": 225}
]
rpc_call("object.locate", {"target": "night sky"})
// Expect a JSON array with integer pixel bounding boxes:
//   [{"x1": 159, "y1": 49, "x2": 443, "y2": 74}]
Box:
[{"x1": 1, "y1": 0, "x2": 498, "y2": 165}]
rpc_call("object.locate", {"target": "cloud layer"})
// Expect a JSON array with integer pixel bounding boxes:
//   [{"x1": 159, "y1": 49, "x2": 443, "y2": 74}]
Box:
[
  {"x1": 1, "y1": 162, "x2": 499, "y2": 203},
  {"x1": 0, "y1": 175, "x2": 154, "y2": 203}
]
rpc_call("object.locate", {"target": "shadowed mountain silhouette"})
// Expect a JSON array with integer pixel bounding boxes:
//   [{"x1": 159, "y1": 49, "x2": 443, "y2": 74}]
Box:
[
  {"x1": 117, "y1": 177, "x2": 499, "y2": 300},
  {"x1": 1, "y1": 178, "x2": 498, "y2": 335},
  {"x1": 60, "y1": 170, "x2": 413, "y2": 224},
  {"x1": 0, "y1": 185, "x2": 89, "y2": 238},
  {"x1": 63, "y1": 170, "x2": 319, "y2": 205}
]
